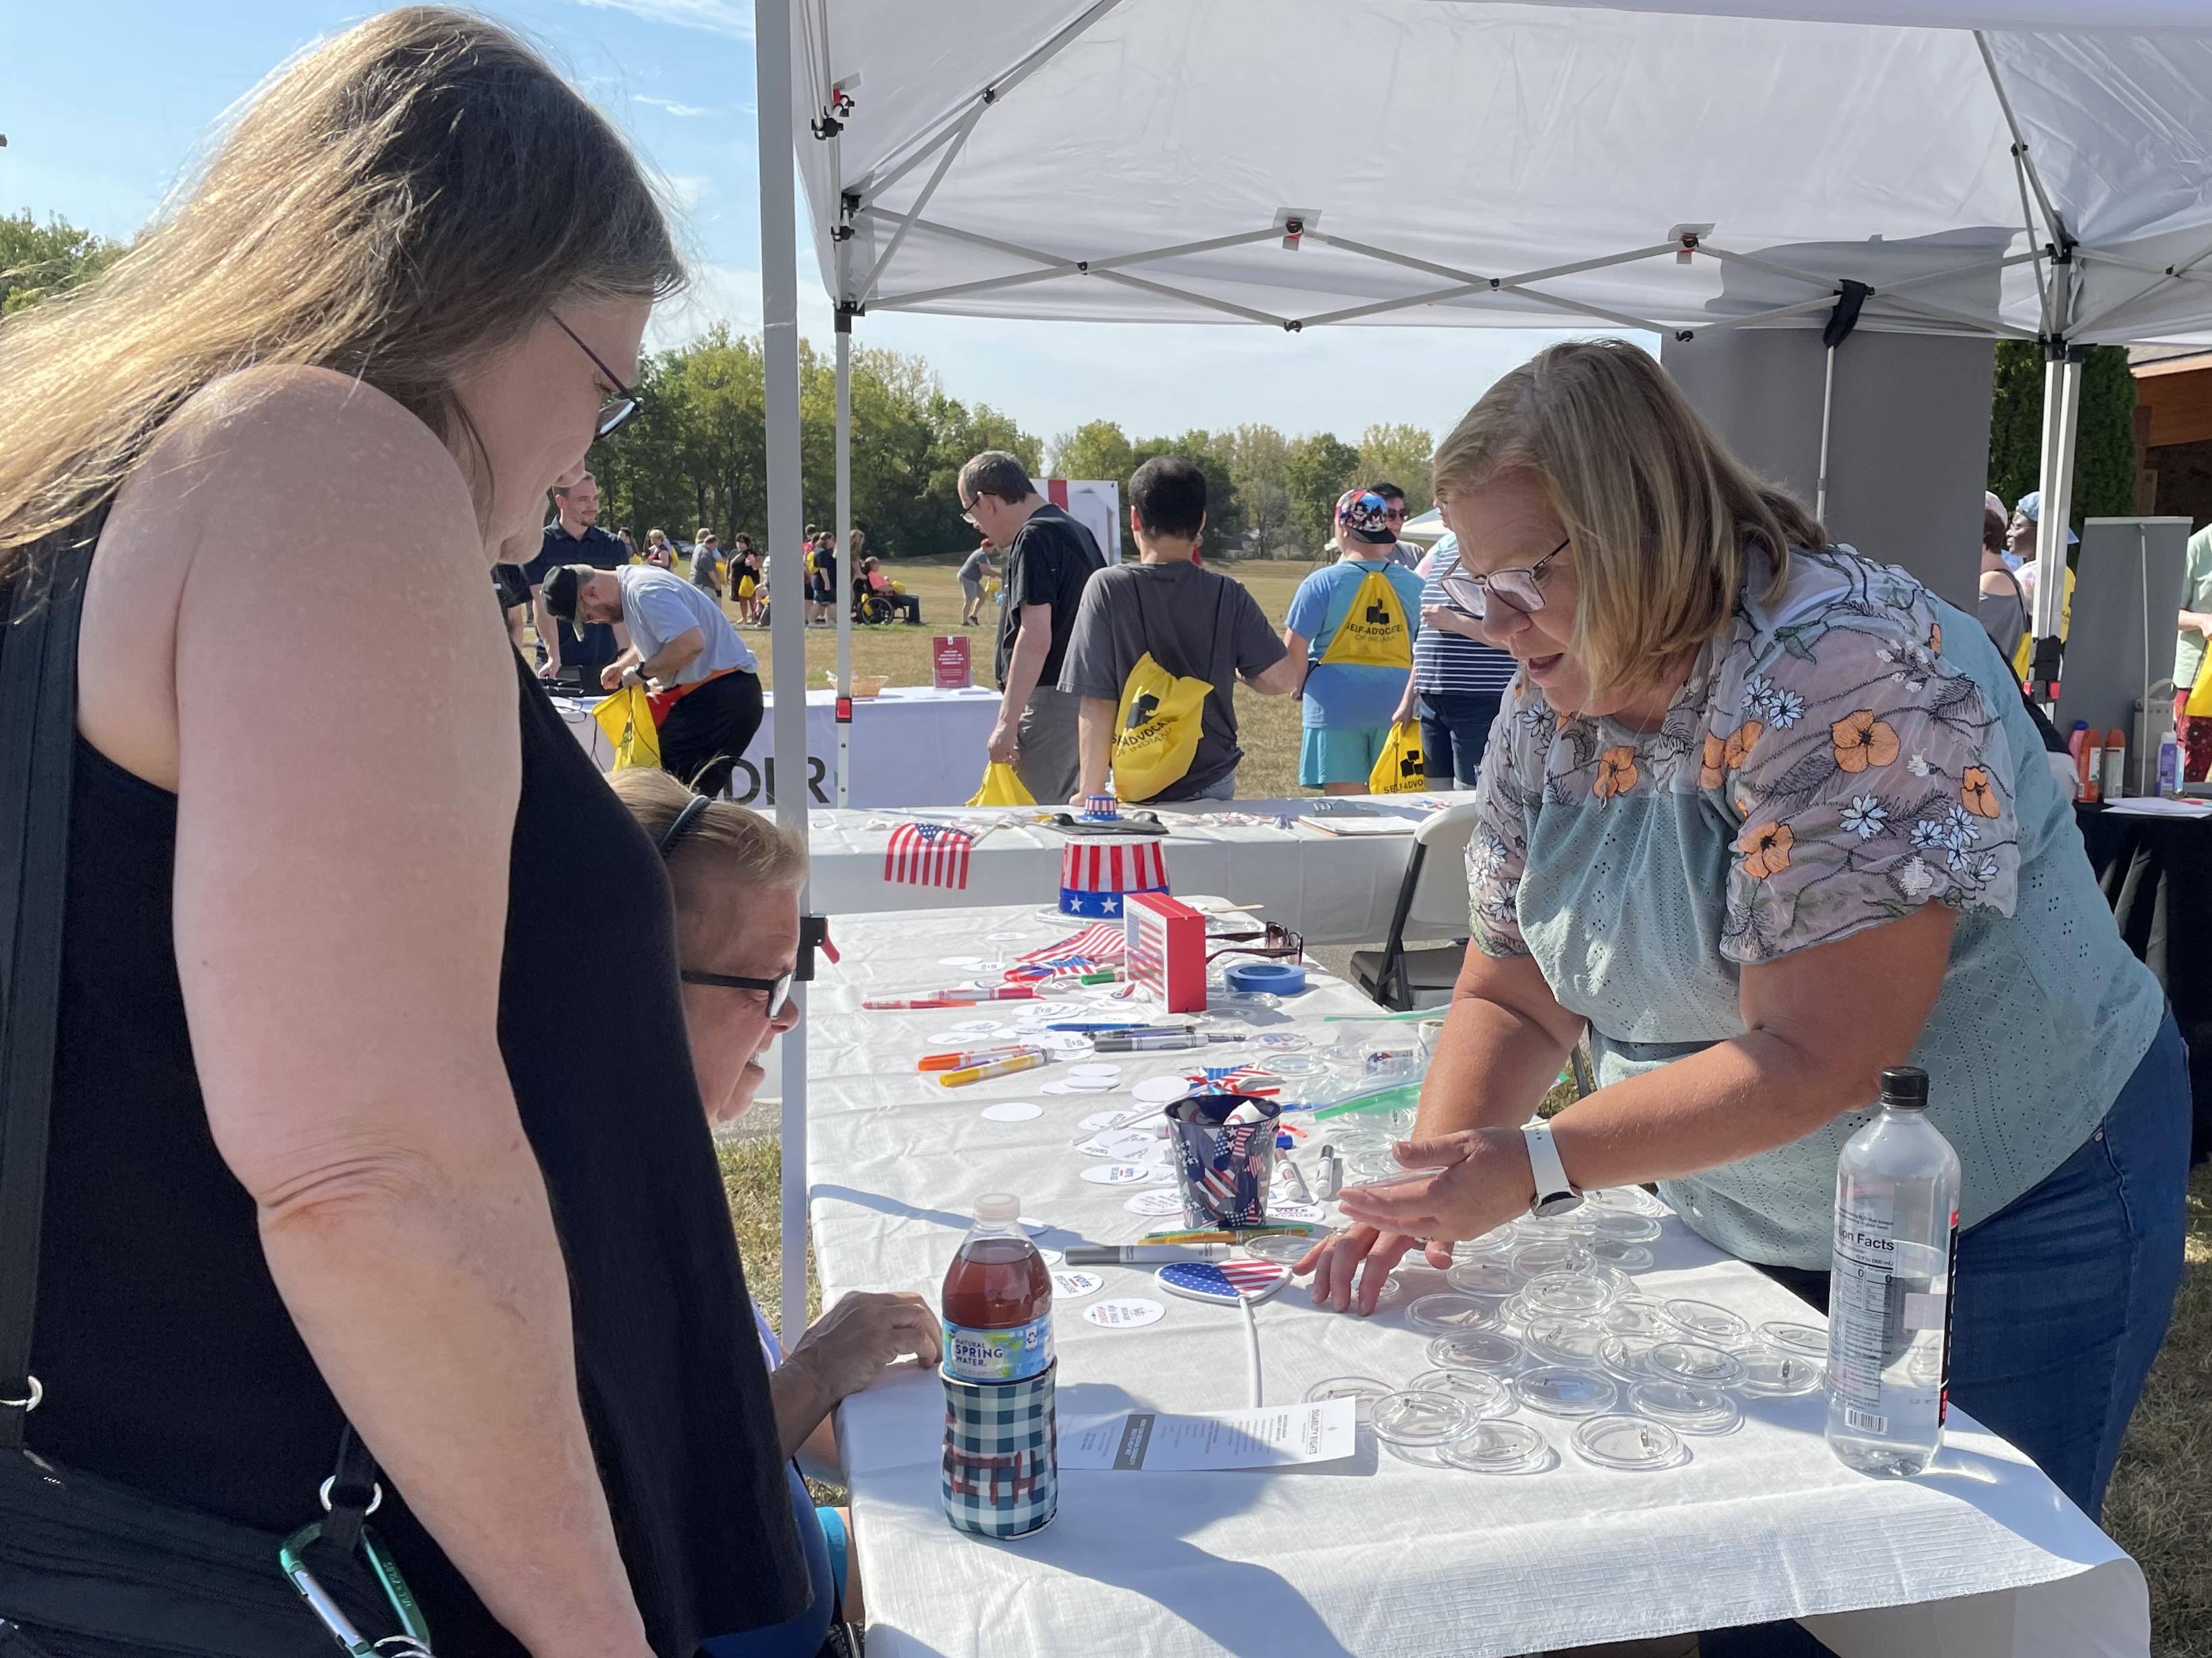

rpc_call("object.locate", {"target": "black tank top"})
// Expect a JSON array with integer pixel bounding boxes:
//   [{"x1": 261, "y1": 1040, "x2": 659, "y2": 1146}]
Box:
[{"x1": 30, "y1": 645, "x2": 808, "y2": 1653}]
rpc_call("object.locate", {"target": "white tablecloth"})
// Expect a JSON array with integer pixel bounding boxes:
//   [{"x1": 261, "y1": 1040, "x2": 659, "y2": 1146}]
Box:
[
  {"x1": 805, "y1": 904, "x2": 2149, "y2": 1658},
  {"x1": 556, "y1": 684, "x2": 1002, "y2": 808},
  {"x1": 801, "y1": 794, "x2": 1470, "y2": 945}
]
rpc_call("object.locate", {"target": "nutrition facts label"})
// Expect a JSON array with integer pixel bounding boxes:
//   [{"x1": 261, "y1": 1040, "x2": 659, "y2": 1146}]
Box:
[{"x1": 1829, "y1": 1192, "x2": 1896, "y2": 1412}]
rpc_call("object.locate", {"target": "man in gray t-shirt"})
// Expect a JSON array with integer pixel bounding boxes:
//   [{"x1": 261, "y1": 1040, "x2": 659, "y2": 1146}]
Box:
[
  {"x1": 1058, "y1": 456, "x2": 1302, "y2": 804},
  {"x1": 543, "y1": 563, "x2": 764, "y2": 797}
]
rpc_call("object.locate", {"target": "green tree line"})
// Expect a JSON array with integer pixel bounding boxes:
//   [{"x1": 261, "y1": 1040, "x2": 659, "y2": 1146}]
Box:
[
  {"x1": 1, "y1": 211, "x2": 124, "y2": 314},
  {"x1": 1987, "y1": 341, "x2": 2138, "y2": 524},
  {"x1": 1047, "y1": 417, "x2": 1436, "y2": 560}
]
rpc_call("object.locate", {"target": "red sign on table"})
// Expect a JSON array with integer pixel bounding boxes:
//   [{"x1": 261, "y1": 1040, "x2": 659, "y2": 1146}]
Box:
[{"x1": 933, "y1": 634, "x2": 972, "y2": 690}]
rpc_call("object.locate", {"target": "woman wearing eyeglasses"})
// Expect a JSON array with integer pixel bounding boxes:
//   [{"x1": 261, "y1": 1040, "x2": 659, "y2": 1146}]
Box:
[
  {"x1": 1, "y1": 13, "x2": 807, "y2": 1655},
  {"x1": 1303, "y1": 339, "x2": 2188, "y2": 1524},
  {"x1": 609, "y1": 770, "x2": 940, "y2": 1655}
]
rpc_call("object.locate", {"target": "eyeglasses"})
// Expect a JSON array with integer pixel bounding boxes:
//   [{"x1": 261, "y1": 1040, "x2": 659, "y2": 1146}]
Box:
[
  {"x1": 1437, "y1": 536, "x2": 1570, "y2": 619},
  {"x1": 681, "y1": 967, "x2": 795, "y2": 1019},
  {"x1": 959, "y1": 497, "x2": 981, "y2": 528},
  {"x1": 1205, "y1": 923, "x2": 1305, "y2": 966},
  {"x1": 1382, "y1": 506, "x2": 1407, "y2": 522},
  {"x1": 551, "y1": 314, "x2": 641, "y2": 441}
]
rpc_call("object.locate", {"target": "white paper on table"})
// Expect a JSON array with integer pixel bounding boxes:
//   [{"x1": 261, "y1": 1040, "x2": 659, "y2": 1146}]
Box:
[
  {"x1": 1058, "y1": 1399, "x2": 1356, "y2": 1472},
  {"x1": 2100, "y1": 796, "x2": 2212, "y2": 817}
]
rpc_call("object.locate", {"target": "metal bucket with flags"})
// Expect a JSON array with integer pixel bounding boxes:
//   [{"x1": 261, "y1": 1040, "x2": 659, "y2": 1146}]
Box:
[{"x1": 1058, "y1": 839, "x2": 1168, "y2": 918}]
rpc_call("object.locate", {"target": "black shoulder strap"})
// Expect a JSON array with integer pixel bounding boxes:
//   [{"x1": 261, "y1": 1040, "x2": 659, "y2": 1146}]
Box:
[{"x1": 0, "y1": 509, "x2": 103, "y2": 1451}]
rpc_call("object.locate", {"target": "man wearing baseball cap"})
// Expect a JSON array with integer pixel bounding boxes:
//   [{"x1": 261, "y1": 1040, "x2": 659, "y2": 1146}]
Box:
[
  {"x1": 1280, "y1": 490, "x2": 1427, "y2": 793},
  {"x1": 545, "y1": 560, "x2": 762, "y2": 797}
]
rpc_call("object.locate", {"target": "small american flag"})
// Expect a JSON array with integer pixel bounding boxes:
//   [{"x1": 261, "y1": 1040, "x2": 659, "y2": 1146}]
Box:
[
  {"x1": 884, "y1": 821, "x2": 974, "y2": 889},
  {"x1": 1156, "y1": 1259, "x2": 1289, "y2": 1304},
  {"x1": 1185, "y1": 1063, "x2": 1280, "y2": 1097},
  {"x1": 1012, "y1": 922, "x2": 1128, "y2": 970}
]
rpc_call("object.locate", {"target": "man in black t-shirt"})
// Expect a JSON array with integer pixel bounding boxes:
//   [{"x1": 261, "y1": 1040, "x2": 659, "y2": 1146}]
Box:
[
  {"x1": 957, "y1": 451, "x2": 1104, "y2": 803},
  {"x1": 520, "y1": 471, "x2": 627, "y2": 684}
]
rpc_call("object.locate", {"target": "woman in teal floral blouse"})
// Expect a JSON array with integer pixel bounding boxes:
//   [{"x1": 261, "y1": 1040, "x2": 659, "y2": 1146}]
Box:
[{"x1": 1304, "y1": 339, "x2": 2187, "y2": 1520}]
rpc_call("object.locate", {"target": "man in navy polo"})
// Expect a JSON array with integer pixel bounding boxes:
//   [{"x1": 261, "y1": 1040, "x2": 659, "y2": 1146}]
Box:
[{"x1": 522, "y1": 471, "x2": 627, "y2": 684}]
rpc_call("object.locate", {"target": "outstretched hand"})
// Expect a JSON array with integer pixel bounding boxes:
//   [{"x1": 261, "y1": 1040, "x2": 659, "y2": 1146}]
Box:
[
  {"x1": 786, "y1": 1290, "x2": 941, "y2": 1406},
  {"x1": 1333, "y1": 1127, "x2": 1535, "y2": 1246}
]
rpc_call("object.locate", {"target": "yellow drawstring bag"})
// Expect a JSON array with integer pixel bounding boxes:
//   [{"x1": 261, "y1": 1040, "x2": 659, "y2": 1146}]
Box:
[
  {"x1": 968, "y1": 762, "x2": 1035, "y2": 807},
  {"x1": 1368, "y1": 720, "x2": 1429, "y2": 793},
  {"x1": 1318, "y1": 568, "x2": 1413, "y2": 669},
  {"x1": 593, "y1": 682, "x2": 661, "y2": 771},
  {"x1": 1109, "y1": 653, "x2": 1211, "y2": 802}
]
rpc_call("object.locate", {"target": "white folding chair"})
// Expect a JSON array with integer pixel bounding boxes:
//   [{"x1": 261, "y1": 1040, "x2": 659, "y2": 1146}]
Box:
[{"x1": 1349, "y1": 800, "x2": 1484, "y2": 1010}]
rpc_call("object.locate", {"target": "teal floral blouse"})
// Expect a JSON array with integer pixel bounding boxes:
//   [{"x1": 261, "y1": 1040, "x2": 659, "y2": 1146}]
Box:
[{"x1": 1467, "y1": 547, "x2": 2164, "y2": 1267}]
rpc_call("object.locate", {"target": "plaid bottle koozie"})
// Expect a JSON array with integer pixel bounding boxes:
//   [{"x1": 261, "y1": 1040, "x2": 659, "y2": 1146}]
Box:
[{"x1": 941, "y1": 1362, "x2": 1058, "y2": 1539}]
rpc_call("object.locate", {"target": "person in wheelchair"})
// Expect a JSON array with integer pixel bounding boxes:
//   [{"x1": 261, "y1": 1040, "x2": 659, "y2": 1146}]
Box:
[{"x1": 853, "y1": 545, "x2": 921, "y2": 625}]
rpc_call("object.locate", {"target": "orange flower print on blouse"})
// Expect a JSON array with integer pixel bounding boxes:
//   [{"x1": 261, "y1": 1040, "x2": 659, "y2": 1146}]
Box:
[
  {"x1": 1737, "y1": 820, "x2": 1794, "y2": 880},
  {"x1": 1593, "y1": 746, "x2": 1640, "y2": 801},
  {"x1": 1830, "y1": 708, "x2": 1901, "y2": 773},
  {"x1": 1928, "y1": 621, "x2": 1943, "y2": 654},
  {"x1": 1699, "y1": 734, "x2": 1727, "y2": 790},
  {"x1": 1961, "y1": 765, "x2": 2001, "y2": 819},
  {"x1": 1723, "y1": 719, "x2": 1765, "y2": 772}
]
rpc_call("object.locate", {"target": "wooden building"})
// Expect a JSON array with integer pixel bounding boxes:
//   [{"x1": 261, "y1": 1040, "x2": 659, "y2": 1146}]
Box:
[{"x1": 2132, "y1": 345, "x2": 2212, "y2": 529}]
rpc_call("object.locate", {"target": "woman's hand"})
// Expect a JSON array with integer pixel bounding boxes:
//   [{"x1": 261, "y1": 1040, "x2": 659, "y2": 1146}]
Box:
[
  {"x1": 1330, "y1": 1128, "x2": 1536, "y2": 1257},
  {"x1": 772, "y1": 1291, "x2": 940, "y2": 1462},
  {"x1": 1295, "y1": 1224, "x2": 1446, "y2": 1315}
]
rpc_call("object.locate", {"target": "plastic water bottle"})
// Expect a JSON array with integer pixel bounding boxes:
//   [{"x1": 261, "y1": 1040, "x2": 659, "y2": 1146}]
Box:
[
  {"x1": 1825, "y1": 1067, "x2": 1960, "y2": 1479},
  {"x1": 939, "y1": 1194, "x2": 1057, "y2": 1537}
]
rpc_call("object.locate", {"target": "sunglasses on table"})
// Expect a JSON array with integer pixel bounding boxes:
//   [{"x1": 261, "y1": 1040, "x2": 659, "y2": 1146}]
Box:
[
  {"x1": 1436, "y1": 536, "x2": 1570, "y2": 619},
  {"x1": 1205, "y1": 923, "x2": 1305, "y2": 966},
  {"x1": 681, "y1": 967, "x2": 796, "y2": 1019}
]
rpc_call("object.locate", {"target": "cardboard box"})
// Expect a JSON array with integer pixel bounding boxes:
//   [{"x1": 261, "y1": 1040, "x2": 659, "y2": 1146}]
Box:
[{"x1": 1124, "y1": 891, "x2": 1207, "y2": 1014}]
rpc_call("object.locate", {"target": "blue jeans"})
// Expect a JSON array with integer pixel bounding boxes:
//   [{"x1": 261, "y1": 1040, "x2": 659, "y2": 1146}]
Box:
[
  {"x1": 1418, "y1": 689, "x2": 1503, "y2": 787},
  {"x1": 1708, "y1": 1012, "x2": 2192, "y2": 1657},
  {"x1": 699, "y1": 1466, "x2": 836, "y2": 1657}
]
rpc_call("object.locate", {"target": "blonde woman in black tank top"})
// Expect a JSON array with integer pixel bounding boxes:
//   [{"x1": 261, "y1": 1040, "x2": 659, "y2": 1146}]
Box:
[{"x1": 3, "y1": 13, "x2": 806, "y2": 1654}]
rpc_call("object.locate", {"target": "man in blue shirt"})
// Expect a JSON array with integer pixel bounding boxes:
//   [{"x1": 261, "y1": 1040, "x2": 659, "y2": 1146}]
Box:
[
  {"x1": 1282, "y1": 490, "x2": 1426, "y2": 794},
  {"x1": 521, "y1": 471, "x2": 627, "y2": 686}
]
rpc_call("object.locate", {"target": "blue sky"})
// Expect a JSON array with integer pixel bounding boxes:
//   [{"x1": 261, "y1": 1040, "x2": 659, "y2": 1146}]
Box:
[{"x1": 2, "y1": 0, "x2": 1582, "y2": 453}]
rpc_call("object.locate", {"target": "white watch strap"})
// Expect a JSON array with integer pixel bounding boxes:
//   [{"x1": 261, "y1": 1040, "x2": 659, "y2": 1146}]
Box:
[{"x1": 1522, "y1": 1122, "x2": 1575, "y2": 1206}]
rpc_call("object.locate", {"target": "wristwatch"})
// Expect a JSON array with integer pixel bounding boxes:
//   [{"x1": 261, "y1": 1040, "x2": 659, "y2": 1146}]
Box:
[{"x1": 1521, "y1": 1121, "x2": 1582, "y2": 1217}]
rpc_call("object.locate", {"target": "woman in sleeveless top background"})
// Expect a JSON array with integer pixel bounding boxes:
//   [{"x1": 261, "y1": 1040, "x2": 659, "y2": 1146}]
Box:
[{"x1": 0, "y1": 9, "x2": 807, "y2": 1653}]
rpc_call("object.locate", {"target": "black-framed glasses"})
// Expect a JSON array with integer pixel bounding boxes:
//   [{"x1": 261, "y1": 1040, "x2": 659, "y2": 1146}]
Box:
[
  {"x1": 551, "y1": 313, "x2": 641, "y2": 441},
  {"x1": 681, "y1": 968, "x2": 795, "y2": 1019},
  {"x1": 1438, "y1": 536, "x2": 1570, "y2": 619}
]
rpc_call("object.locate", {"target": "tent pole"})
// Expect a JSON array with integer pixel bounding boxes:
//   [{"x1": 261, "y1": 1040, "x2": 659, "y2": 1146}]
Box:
[
  {"x1": 2026, "y1": 239, "x2": 2078, "y2": 713},
  {"x1": 1815, "y1": 343, "x2": 1837, "y2": 525},
  {"x1": 756, "y1": 0, "x2": 812, "y2": 1346},
  {"x1": 834, "y1": 313, "x2": 854, "y2": 807}
]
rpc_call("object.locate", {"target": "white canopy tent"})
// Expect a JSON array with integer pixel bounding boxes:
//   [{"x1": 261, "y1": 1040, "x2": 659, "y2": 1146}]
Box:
[{"x1": 753, "y1": 0, "x2": 2212, "y2": 1333}]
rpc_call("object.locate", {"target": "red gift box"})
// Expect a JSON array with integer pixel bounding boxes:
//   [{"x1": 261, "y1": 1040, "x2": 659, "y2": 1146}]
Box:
[{"x1": 1124, "y1": 891, "x2": 1206, "y2": 1014}]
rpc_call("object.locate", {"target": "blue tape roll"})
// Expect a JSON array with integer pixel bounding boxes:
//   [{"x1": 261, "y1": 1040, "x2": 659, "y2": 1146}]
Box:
[{"x1": 1224, "y1": 961, "x2": 1305, "y2": 995}]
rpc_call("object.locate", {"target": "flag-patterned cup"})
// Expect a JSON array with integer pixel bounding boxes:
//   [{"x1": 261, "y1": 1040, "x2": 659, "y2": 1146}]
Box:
[
  {"x1": 1166, "y1": 1093, "x2": 1280, "y2": 1229},
  {"x1": 941, "y1": 1363, "x2": 1058, "y2": 1540}
]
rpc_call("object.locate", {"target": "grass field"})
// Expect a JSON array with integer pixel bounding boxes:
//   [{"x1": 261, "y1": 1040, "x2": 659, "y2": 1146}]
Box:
[{"x1": 697, "y1": 549, "x2": 2211, "y2": 1653}]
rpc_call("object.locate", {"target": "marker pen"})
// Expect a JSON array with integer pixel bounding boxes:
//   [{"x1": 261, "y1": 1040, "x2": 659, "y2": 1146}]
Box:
[
  {"x1": 918, "y1": 1044, "x2": 1035, "y2": 1072},
  {"x1": 1062, "y1": 1244, "x2": 1233, "y2": 1266},
  {"x1": 1089, "y1": 1031, "x2": 1243, "y2": 1053},
  {"x1": 864, "y1": 986, "x2": 1037, "y2": 1010},
  {"x1": 935, "y1": 1051, "x2": 1048, "y2": 1087}
]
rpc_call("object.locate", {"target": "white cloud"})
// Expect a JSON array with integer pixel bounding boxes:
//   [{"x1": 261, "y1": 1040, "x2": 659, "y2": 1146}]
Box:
[
  {"x1": 568, "y1": 0, "x2": 753, "y2": 40},
  {"x1": 637, "y1": 94, "x2": 718, "y2": 119},
  {"x1": 663, "y1": 172, "x2": 716, "y2": 211}
]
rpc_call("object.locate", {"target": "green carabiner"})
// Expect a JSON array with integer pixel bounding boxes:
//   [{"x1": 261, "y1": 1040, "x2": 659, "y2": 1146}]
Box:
[{"x1": 280, "y1": 1518, "x2": 433, "y2": 1656}]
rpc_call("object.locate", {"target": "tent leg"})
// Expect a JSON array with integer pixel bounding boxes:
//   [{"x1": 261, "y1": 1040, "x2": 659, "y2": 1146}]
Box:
[
  {"x1": 2028, "y1": 345, "x2": 2082, "y2": 708},
  {"x1": 1814, "y1": 342, "x2": 1836, "y2": 525},
  {"x1": 835, "y1": 316, "x2": 854, "y2": 808},
  {"x1": 756, "y1": 0, "x2": 812, "y2": 1348}
]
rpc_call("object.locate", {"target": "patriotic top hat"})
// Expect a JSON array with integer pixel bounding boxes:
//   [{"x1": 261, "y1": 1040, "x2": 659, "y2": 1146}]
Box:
[{"x1": 1059, "y1": 839, "x2": 1168, "y2": 918}]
